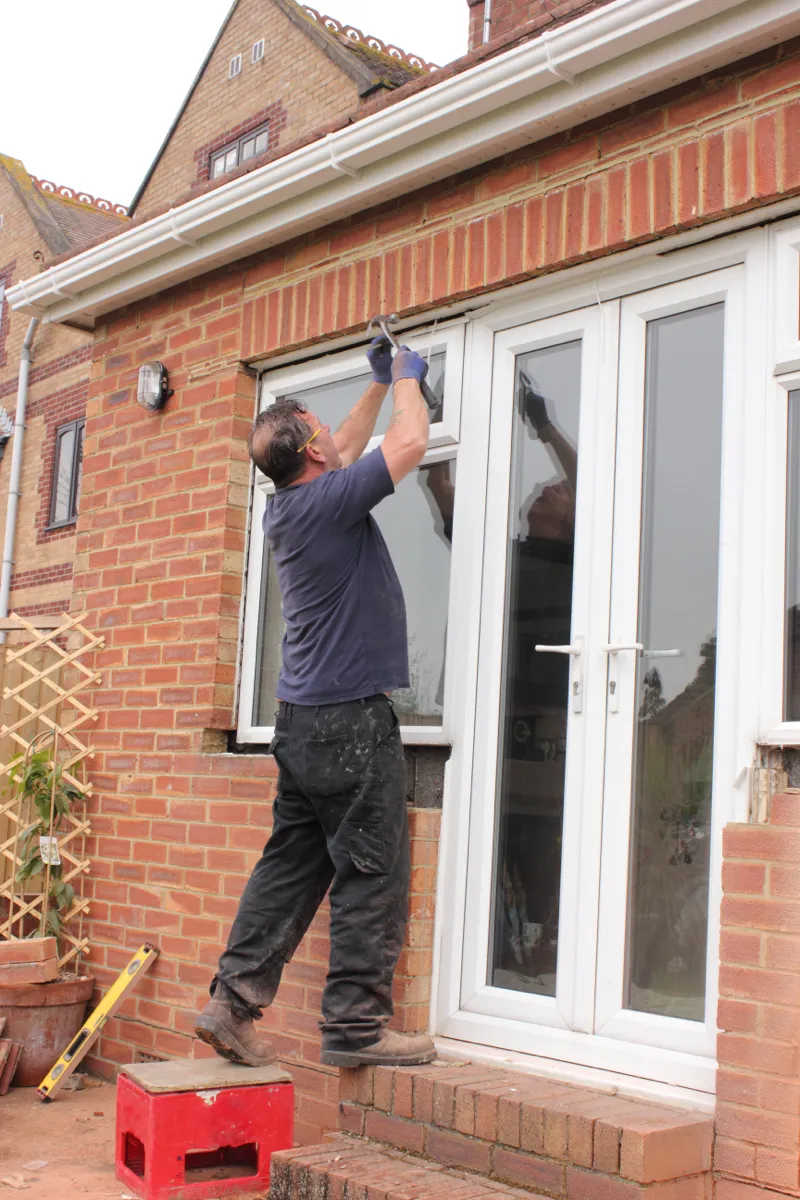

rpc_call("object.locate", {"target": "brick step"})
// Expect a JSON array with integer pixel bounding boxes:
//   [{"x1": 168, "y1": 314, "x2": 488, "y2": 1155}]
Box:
[
  {"x1": 271, "y1": 1137, "x2": 549, "y2": 1199},
  {"x1": 336, "y1": 1060, "x2": 713, "y2": 1198}
]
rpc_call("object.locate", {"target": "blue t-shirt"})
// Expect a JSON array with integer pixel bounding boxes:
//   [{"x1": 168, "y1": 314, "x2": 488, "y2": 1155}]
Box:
[{"x1": 265, "y1": 447, "x2": 410, "y2": 705}]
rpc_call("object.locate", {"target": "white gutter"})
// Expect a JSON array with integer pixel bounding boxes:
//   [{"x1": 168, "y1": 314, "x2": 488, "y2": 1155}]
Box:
[
  {"x1": 0, "y1": 317, "x2": 38, "y2": 643},
  {"x1": 8, "y1": 0, "x2": 799, "y2": 329}
]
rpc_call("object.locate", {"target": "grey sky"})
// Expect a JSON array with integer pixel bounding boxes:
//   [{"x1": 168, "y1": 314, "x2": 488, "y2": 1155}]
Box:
[{"x1": 1, "y1": 1, "x2": 469, "y2": 210}]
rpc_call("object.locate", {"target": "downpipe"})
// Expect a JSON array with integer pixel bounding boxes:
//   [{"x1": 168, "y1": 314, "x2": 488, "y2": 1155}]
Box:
[
  {"x1": 483, "y1": 0, "x2": 493, "y2": 43},
  {"x1": 0, "y1": 317, "x2": 39, "y2": 644}
]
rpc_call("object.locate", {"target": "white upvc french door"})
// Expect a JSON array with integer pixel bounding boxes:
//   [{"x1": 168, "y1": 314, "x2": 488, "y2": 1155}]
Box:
[{"x1": 450, "y1": 265, "x2": 747, "y2": 1095}]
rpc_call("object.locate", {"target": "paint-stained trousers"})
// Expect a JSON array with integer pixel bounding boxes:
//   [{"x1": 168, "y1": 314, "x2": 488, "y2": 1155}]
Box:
[{"x1": 211, "y1": 694, "x2": 409, "y2": 1051}]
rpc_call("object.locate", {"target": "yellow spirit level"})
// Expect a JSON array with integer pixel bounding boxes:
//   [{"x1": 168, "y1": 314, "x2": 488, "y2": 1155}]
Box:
[{"x1": 38, "y1": 942, "x2": 159, "y2": 1101}]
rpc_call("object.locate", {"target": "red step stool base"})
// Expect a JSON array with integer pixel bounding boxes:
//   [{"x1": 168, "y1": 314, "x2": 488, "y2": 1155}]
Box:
[{"x1": 116, "y1": 1058, "x2": 293, "y2": 1200}]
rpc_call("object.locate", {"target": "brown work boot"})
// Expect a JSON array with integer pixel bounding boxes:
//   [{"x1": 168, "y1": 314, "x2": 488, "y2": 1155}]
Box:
[
  {"x1": 195, "y1": 998, "x2": 277, "y2": 1068},
  {"x1": 321, "y1": 1029, "x2": 435, "y2": 1068}
]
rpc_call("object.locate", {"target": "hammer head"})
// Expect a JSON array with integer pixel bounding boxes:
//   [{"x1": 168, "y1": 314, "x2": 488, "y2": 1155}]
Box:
[{"x1": 367, "y1": 313, "x2": 401, "y2": 350}]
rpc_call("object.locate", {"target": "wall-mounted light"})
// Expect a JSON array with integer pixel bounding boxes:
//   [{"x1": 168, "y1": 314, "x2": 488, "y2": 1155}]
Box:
[{"x1": 137, "y1": 361, "x2": 173, "y2": 412}]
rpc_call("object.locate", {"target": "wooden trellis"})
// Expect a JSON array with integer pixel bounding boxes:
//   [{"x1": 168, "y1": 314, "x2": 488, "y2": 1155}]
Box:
[{"x1": 0, "y1": 613, "x2": 103, "y2": 968}]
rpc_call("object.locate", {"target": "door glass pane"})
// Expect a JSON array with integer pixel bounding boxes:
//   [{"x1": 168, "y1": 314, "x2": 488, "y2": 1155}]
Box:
[
  {"x1": 784, "y1": 391, "x2": 800, "y2": 719},
  {"x1": 626, "y1": 303, "x2": 724, "y2": 1022},
  {"x1": 490, "y1": 341, "x2": 581, "y2": 995},
  {"x1": 252, "y1": 461, "x2": 455, "y2": 728}
]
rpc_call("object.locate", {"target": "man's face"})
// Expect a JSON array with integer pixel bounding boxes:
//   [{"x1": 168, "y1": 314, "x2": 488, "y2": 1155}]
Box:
[{"x1": 301, "y1": 411, "x2": 342, "y2": 471}]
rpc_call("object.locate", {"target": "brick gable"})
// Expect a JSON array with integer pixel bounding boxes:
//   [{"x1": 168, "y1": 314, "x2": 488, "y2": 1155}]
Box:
[{"x1": 133, "y1": 0, "x2": 364, "y2": 219}]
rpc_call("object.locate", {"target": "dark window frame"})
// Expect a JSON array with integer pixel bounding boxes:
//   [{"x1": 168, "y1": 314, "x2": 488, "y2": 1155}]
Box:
[
  {"x1": 47, "y1": 417, "x2": 85, "y2": 530},
  {"x1": 210, "y1": 122, "x2": 270, "y2": 180}
]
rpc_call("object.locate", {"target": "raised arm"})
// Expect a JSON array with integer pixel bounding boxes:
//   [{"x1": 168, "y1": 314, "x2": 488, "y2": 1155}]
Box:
[
  {"x1": 381, "y1": 347, "x2": 430, "y2": 485},
  {"x1": 333, "y1": 337, "x2": 392, "y2": 467}
]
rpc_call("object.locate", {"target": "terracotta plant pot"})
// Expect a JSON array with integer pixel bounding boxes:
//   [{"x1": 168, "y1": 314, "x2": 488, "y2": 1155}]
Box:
[{"x1": 0, "y1": 975, "x2": 94, "y2": 1087}]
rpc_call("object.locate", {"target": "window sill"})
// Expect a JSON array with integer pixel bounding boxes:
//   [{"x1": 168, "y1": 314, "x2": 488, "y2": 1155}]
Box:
[
  {"x1": 760, "y1": 724, "x2": 800, "y2": 747},
  {"x1": 44, "y1": 518, "x2": 78, "y2": 532},
  {"x1": 237, "y1": 726, "x2": 451, "y2": 748}
]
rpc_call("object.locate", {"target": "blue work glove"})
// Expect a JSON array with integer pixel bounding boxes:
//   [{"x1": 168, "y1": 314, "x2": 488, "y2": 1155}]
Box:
[
  {"x1": 391, "y1": 346, "x2": 429, "y2": 385},
  {"x1": 367, "y1": 336, "x2": 394, "y2": 385}
]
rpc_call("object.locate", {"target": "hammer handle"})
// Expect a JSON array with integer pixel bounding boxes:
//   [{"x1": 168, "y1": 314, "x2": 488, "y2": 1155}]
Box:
[{"x1": 375, "y1": 320, "x2": 439, "y2": 414}]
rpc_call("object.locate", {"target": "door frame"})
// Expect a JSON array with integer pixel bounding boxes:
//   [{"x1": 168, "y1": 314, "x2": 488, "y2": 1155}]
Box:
[
  {"x1": 432, "y1": 227, "x2": 769, "y2": 1100},
  {"x1": 458, "y1": 304, "x2": 620, "y2": 1038}
]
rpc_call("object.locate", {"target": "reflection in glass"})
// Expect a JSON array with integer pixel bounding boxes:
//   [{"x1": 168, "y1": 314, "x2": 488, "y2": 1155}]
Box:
[
  {"x1": 626, "y1": 303, "x2": 724, "y2": 1022},
  {"x1": 373, "y1": 460, "x2": 455, "y2": 725},
  {"x1": 785, "y1": 392, "x2": 800, "y2": 719},
  {"x1": 52, "y1": 426, "x2": 76, "y2": 524},
  {"x1": 276, "y1": 352, "x2": 446, "y2": 434},
  {"x1": 253, "y1": 547, "x2": 285, "y2": 727},
  {"x1": 490, "y1": 342, "x2": 581, "y2": 996}
]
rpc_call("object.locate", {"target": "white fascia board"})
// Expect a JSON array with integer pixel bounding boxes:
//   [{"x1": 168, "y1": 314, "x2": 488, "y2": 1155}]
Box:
[{"x1": 8, "y1": 0, "x2": 799, "y2": 329}]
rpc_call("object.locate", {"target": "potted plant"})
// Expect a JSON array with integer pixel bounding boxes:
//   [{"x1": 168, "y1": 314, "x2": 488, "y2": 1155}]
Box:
[{"x1": 0, "y1": 740, "x2": 94, "y2": 1086}]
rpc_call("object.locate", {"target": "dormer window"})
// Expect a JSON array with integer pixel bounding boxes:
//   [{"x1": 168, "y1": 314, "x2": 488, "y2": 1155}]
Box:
[{"x1": 210, "y1": 123, "x2": 270, "y2": 180}]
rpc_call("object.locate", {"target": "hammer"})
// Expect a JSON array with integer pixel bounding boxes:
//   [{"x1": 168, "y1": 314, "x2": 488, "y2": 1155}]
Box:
[{"x1": 367, "y1": 313, "x2": 441, "y2": 415}]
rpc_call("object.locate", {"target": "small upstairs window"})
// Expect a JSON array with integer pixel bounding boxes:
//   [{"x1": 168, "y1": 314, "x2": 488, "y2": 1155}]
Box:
[
  {"x1": 210, "y1": 123, "x2": 270, "y2": 180},
  {"x1": 252, "y1": 39, "x2": 265, "y2": 63},
  {"x1": 49, "y1": 418, "x2": 84, "y2": 528},
  {"x1": 229, "y1": 54, "x2": 242, "y2": 78}
]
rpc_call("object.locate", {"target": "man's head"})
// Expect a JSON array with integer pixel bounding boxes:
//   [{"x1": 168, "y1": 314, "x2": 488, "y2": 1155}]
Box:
[{"x1": 248, "y1": 398, "x2": 342, "y2": 487}]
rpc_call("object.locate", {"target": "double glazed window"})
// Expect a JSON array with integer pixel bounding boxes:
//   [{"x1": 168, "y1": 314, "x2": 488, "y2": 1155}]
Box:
[
  {"x1": 49, "y1": 419, "x2": 84, "y2": 528},
  {"x1": 238, "y1": 325, "x2": 465, "y2": 743},
  {"x1": 211, "y1": 123, "x2": 270, "y2": 180}
]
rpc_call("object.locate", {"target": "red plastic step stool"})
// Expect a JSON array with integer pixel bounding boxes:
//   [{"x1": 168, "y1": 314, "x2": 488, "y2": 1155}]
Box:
[{"x1": 116, "y1": 1058, "x2": 293, "y2": 1200}]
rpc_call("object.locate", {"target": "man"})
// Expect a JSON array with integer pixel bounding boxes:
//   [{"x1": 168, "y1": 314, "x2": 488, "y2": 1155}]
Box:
[{"x1": 195, "y1": 337, "x2": 436, "y2": 1069}]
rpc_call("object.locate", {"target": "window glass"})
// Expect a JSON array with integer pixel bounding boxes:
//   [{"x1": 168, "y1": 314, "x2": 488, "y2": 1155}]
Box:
[
  {"x1": 212, "y1": 156, "x2": 226, "y2": 180},
  {"x1": 255, "y1": 131, "x2": 269, "y2": 155},
  {"x1": 242, "y1": 139, "x2": 256, "y2": 162},
  {"x1": 51, "y1": 425, "x2": 77, "y2": 525},
  {"x1": 252, "y1": 460, "x2": 455, "y2": 728},
  {"x1": 74, "y1": 422, "x2": 85, "y2": 514},
  {"x1": 785, "y1": 390, "x2": 800, "y2": 718},
  {"x1": 275, "y1": 352, "x2": 445, "y2": 435},
  {"x1": 225, "y1": 148, "x2": 238, "y2": 172}
]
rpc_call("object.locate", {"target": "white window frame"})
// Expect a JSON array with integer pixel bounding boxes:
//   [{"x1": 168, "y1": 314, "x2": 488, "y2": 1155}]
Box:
[
  {"x1": 252, "y1": 38, "x2": 265, "y2": 63},
  {"x1": 229, "y1": 54, "x2": 242, "y2": 79},
  {"x1": 756, "y1": 215, "x2": 800, "y2": 747},
  {"x1": 237, "y1": 323, "x2": 466, "y2": 746}
]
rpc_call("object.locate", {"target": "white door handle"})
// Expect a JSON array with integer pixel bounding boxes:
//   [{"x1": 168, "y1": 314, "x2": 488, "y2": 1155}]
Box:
[
  {"x1": 603, "y1": 640, "x2": 641, "y2": 712},
  {"x1": 535, "y1": 637, "x2": 584, "y2": 713}
]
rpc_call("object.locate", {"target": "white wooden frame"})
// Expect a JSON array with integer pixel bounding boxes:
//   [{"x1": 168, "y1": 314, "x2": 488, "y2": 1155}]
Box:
[
  {"x1": 434, "y1": 226, "x2": 770, "y2": 1099},
  {"x1": 237, "y1": 323, "x2": 467, "y2": 745}
]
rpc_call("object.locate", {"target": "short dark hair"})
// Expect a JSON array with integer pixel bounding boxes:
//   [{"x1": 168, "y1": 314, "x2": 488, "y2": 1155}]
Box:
[{"x1": 248, "y1": 398, "x2": 310, "y2": 488}]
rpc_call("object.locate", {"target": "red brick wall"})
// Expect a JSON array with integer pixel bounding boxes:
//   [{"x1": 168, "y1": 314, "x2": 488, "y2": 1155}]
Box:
[
  {"x1": 80, "y1": 41, "x2": 800, "y2": 1152},
  {"x1": 716, "y1": 791, "x2": 800, "y2": 1199}
]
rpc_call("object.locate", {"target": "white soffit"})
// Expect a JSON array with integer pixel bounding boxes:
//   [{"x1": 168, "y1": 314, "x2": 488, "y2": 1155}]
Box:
[{"x1": 8, "y1": 0, "x2": 799, "y2": 329}]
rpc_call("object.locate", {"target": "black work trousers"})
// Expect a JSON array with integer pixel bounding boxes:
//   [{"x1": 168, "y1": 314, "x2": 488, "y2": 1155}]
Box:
[{"x1": 212, "y1": 694, "x2": 409, "y2": 1051}]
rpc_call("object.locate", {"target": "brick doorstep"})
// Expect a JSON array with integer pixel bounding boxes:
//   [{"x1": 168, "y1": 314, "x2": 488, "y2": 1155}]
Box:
[
  {"x1": 271, "y1": 1138, "x2": 549, "y2": 1199},
  {"x1": 336, "y1": 1062, "x2": 714, "y2": 1198}
]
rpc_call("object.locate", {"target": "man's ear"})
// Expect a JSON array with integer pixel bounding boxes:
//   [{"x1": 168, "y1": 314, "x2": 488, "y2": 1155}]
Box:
[{"x1": 307, "y1": 443, "x2": 326, "y2": 465}]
